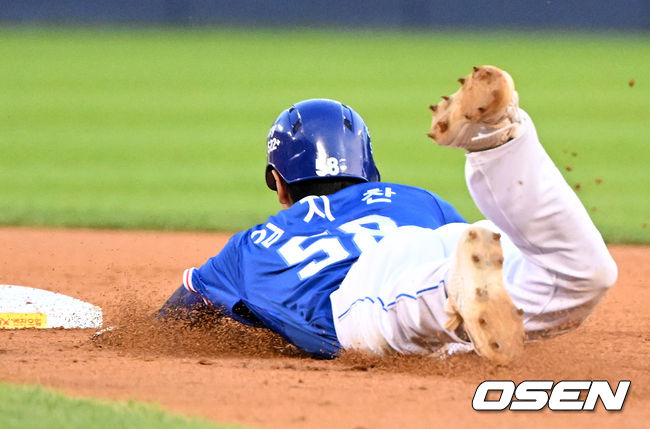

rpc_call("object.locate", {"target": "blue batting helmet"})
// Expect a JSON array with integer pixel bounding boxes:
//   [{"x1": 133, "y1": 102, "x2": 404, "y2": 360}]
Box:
[{"x1": 265, "y1": 99, "x2": 380, "y2": 190}]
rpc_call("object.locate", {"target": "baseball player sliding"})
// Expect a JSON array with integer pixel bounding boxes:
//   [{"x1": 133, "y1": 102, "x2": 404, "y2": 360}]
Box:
[{"x1": 160, "y1": 66, "x2": 617, "y2": 364}]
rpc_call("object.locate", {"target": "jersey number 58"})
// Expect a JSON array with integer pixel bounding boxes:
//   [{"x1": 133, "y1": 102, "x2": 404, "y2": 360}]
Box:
[{"x1": 278, "y1": 215, "x2": 398, "y2": 279}]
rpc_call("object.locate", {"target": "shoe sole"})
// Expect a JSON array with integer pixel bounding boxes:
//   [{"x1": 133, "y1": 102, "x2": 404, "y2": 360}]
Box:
[
  {"x1": 427, "y1": 65, "x2": 516, "y2": 147},
  {"x1": 445, "y1": 226, "x2": 525, "y2": 365}
]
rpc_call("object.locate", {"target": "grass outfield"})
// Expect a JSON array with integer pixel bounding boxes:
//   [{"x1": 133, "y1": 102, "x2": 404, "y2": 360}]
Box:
[
  {"x1": 0, "y1": 383, "x2": 243, "y2": 429},
  {"x1": 0, "y1": 28, "x2": 648, "y2": 242}
]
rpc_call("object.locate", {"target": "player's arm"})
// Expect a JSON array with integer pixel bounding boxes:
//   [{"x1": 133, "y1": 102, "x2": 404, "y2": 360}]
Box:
[{"x1": 160, "y1": 232, "x2": 263, "y2": 327}]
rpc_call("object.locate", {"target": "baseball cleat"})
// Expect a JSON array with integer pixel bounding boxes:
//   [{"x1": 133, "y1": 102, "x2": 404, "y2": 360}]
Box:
[
  {"x1": 444, "y1": 226, "x2": 525, "y2": 365},
  {"x1": 428, "y1": 65, "x2": 522, "y2": 151}
]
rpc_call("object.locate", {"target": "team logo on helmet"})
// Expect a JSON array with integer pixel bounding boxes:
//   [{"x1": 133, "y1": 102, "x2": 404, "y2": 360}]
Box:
[{"x1": 267, "y1": 137, "x2": 281, "y2": 154}]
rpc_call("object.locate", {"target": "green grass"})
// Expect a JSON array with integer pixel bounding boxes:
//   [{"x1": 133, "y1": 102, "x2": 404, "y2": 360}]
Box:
[
  {"x1": 0, "y1": 383, "x2": 243, "y2": 429},
  {"x1": 0, "y1": 28, "x2": 648, "y2": 242}
]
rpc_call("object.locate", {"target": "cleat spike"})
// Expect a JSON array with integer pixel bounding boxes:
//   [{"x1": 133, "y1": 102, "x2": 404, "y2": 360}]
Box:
[
  {"x1": 517, "y1": 308, "x2": 524, "y2": 316},
  {"x1": 427, "y1": 132, "x2": 437, "y2": 139},
  {"x1": 477, "y1": 107, "x2": 486, "y2": 113},
  {"x1": 437, "y1": 120, "x2": 449, "y2": 133},
  {"x1": 472, "y1": 254, "x2": 480, "y2": 263},
  {"x1": 473, "y1": 66, "x2": 479, "y2": 72},
  {"x1": 468, "y1": 230, "x2": 477, "y2": 240},
  {"x1": 458, "y1": 77, "x2": 465, "y2": 85},
  {"x1": 491, "y1": 342, "x2": 501, "y2": 350},
  {"x1": 429, "y1": 104, "x2": 438, "y2": 112},
  {"x1": 497, "y1": 258, "x2": 503, "y2": 266},
  {"x1": 442, "y1": 95, "x2": 450, "y2": 101},
  {"x1": 492, "y1": 233, "x2": 501, "y2": 241},
  {"x1": 479, "y1": 317, "x2": 487, "y2": 326}
]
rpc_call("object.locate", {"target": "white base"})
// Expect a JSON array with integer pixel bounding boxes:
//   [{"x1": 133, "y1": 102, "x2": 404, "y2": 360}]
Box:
[{"x1": 0, "y1": 285, "x2": 102, "y2": 329}]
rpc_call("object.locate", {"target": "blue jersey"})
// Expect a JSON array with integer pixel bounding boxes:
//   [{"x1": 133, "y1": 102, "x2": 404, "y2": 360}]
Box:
[{"x1": 183, "y1": 182, "x2": 465, "y2": 358}]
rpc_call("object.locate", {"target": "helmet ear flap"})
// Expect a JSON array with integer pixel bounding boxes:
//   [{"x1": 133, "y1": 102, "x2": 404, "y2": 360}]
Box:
[{"x1": 266, "y1": 166, "x2": 277, "y2": 190}]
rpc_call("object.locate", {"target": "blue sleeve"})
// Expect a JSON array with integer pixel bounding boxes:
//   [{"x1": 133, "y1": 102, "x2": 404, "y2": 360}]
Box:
[
  {"x1": 189, "y1": 232, "x2": 253, "y2": 325},
  {"x1": 423, "y1": 190, "x2": 466, "y2": 224},
  {"x1": 435, "y1": 196, "x2": 467, "y2": 224}
]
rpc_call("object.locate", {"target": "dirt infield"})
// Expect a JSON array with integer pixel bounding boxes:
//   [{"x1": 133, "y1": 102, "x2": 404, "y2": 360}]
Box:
[{"x1": 0, "y1": 227, "x2": 648, "y2": 428}]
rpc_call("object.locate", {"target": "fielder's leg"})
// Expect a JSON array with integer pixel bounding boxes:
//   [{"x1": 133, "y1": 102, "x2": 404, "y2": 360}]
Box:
[
  {"x1": 430, "y1": 66, "x2": 618, "y2": 339},
  {"x1": 332, "y1": 66, "x2": 617, "y2": 364}
]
